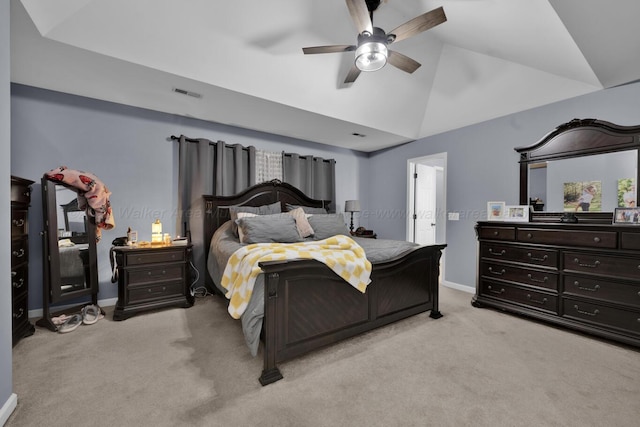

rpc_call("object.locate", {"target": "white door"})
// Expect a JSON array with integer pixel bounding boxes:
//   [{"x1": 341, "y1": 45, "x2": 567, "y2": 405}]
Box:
[{"x1": 414, "y1": 163, "x2": 437, "y2": 245}]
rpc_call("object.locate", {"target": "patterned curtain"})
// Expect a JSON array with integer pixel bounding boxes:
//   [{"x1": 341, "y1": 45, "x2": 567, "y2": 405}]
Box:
[{"x1": 255, "y1": 149, "x2": 283, "y2": 183}]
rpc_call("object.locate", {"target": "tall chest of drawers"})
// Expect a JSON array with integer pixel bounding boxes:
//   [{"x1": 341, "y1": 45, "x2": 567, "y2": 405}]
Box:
[
  {"x1": 474, "y1": 221, "x2": 640, "y2": 347},
  {"x1": 11, "y1": 175, "x2": 35, "y2": 346}
]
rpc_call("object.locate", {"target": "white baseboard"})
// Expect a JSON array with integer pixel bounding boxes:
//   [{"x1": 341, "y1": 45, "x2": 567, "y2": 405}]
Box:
[
  {"x1": 442, "y1": 280, "x2": 475, "y2": 294},
  {"x1": 28, "y1": 297, "x2": 118, "y2": 320},
  {"x1": 0, "y1": 393, "x2": 17, "y2": 426}
]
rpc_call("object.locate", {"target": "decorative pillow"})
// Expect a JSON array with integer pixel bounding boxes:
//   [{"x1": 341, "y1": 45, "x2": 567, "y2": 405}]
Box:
[
  {"x1": 236, "y1": 214, "x2": 303, "y2": 244},
  {"x1": 286, "y1": 207, "x2": 315, "y2": 238},
  {"x1": 235, "y1": 212, "x2": 257, "y2": 243},
  {"x1": 229, "y1": 201, "x2": 281, "y2": 237},
  {"x1": 285, "y1": 203, "x2": 328, "y2": 214},
  {"x1": 307, "y1": 214, "x2": 349, "y2": 240}
]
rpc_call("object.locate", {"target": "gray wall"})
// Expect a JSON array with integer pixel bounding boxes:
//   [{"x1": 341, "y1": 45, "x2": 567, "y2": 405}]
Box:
[
  {"x1": 362, "y1": 81, "x2": 640, "y2": 291},
  {"x1": 1, "y1": 0, "x2": 13, "y2": 417},
  {"x1": 10, "y1": 84, "x2": 366, "y2": 310}
]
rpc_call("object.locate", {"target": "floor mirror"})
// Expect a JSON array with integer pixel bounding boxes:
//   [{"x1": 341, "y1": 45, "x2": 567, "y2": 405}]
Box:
[{"x1": 36, "y1": 176, "x2": 100, "y2": 331}]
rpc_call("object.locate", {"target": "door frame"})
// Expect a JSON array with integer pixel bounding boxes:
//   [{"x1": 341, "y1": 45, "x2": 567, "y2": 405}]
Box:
[{"x1": 407, "y1": 152, "x2": 447, "y2": 276}]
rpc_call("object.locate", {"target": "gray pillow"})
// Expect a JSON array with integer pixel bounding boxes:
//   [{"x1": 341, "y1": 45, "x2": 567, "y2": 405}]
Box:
[
  {"x1": 236, "y1": 214, "x2": 303, "y2": 244},
  {"x1": 229, "y1": 201, "x2": 281, "y2": 236},
  {"x1": 286, "y1": 203, "x2": 328, "y2": 214},
  {"x1": 307, "y1": 214, "x2": 349, "y2": 240}
]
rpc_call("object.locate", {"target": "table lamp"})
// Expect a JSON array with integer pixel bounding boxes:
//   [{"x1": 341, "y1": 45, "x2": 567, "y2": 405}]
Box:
[{"x1": 344, "y1": 200, "x2": 361, "y2": 233}]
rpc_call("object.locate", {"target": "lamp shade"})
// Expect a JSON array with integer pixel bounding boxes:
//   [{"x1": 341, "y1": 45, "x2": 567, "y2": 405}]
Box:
[{"x1": 345, "y1": 200, "x2": 361, "y2": 213}]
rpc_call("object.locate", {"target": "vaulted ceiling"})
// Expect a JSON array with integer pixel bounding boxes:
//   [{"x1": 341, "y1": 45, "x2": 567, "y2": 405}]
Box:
[{"x1": 10, "y1": 0, "x2": 640, "y2": 152}]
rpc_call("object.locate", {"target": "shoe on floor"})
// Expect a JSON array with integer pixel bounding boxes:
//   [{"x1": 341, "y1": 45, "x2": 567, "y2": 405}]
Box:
[
  {"x1": 57, "y1": 314, "x2": 83, "y2": 333},
  {"x1": 81, "y1": 304, "x2": 104, "y2": 325},
  {"x1": 51, "y1": 314, "x2": 70, "y2": 326}
]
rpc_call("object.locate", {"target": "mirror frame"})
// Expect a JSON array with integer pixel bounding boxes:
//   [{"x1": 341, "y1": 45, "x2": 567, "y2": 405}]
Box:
[
  {"x1": 515, "y1": 118, "x2": 640, "y2": 223},
  {"x1": 38, "y1": 176, "x2": 99, "y2": 331}
]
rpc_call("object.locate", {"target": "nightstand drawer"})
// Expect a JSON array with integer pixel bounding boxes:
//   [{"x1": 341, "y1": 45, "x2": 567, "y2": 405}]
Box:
[
  {"x1": 126, "y1": 264, "x2": 184, "y2": 285},
  {"x1": 11, "y1": 237, "x2": 28, "y2": 266},
  {"x1": 128, "y1": 281, "x2": 184, "y2": 303},
  {"x1": 125, "y1": 249, "x2": 185, "y2": 266}
]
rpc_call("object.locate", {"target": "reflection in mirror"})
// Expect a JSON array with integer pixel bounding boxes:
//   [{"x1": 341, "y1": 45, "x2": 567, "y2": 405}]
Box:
[
  {"x1": 55, "y1": 186, "x2": 90, "y2": 295},
  {"x1": 528, "y1": 151, "x2": 637, "y2": 212}
]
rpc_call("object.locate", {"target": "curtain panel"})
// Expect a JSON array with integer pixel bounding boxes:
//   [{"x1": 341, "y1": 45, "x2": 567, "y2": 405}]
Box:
[{"x1": 174, "y1": 135, "x2": 336, "y2": 289}]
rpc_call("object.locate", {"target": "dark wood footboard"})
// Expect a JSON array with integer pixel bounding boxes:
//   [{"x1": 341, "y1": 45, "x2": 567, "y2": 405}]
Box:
[{"x1": 258, "y1": 243, "x2": 446, "y2": 385}]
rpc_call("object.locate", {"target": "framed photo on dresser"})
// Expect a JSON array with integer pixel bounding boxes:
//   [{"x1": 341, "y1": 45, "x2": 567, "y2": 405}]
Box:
[
  {"x1": 504, "y1": 205, "x2": 529, "y2": 222},
  {"x1": 487, "y1": 201, "x2": 505, "y2": 221},
  {"x1": 613, "y1": 207, "x2": 640, "y2": 224}
]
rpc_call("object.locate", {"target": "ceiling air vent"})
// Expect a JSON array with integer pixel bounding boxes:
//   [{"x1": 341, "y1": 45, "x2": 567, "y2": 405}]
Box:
[{"x1": 172, "y1": 88, "x2": 202, "y2": 99}]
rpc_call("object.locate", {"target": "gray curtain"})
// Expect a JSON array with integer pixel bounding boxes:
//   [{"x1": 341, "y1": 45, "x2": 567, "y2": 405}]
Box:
[
  {"x1": 283, "y1": 153, "x2": 336, "y2": 212},
  {"x1": 175, "y1": 135, "x2": 336, "y2": 289},
  {"x1": 176, "y1": 136, "x2": 256, "y2": 288}
]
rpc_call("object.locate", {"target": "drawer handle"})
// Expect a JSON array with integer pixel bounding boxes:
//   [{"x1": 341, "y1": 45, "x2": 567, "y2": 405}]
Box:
[
  {"x1": 574, "y1": 281, "x2": 600, "y2": 292},
  {"x1": 527, "y1": 253, "x2": 548, "y2": 262},
  {"x1": 489, "y1": 248, "x2": 506, "y2": 256},
  {"x1": 493, "y1": 231, "x2": 499, "y2": 236},
  {"x1": 593, "y1": 237, "x2": 601, "y2": 243},
  {"x1": 526, "y1": 294, "x2": 547, "y2": 305},
  {"x1": 488, "y1": 267, "x2": 506, "y2": 276},
  {"x1": 13, "y1": 308, "x2": 24, "y2": 319},
  {"x1": 573, "y1": 305, "x2": 599, "y2": 317},
  {"x1": 12, "y1": 219, "x2": 25, "y2": 227},
  {"x1": 12, "y1": 249, "x2": 25, "y2": 258},
  {"x1": 574, "y1": 258, "x2": 600, "y2": 268},
  {"x1": 487, "y1": 285, "x2": 504, "y2": 295},
  {"x1": 526, "y1": 233, "x2": 533, "y2": 239},
  {"x1": 527, "y1": 274, "x2": 548, "y2": 283},
  {"x1": 13, "y1": 278, "x2": 24, "y2": 289}
]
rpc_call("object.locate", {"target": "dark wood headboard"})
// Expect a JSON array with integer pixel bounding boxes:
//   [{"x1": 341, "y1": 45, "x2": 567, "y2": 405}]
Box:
[{"x1": 202, "y1": 179, "x2": 330, "y2": 267}]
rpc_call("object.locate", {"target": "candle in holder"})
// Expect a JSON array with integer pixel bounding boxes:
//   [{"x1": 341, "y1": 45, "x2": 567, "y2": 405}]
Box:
[{"x1": 151, "y1": 219, "x2": 163, "y2": 245}]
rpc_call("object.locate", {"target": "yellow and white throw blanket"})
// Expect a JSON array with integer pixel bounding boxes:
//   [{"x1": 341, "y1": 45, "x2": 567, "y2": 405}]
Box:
[{"x1": 221, "y1": 235, "x2": 372, "y2": 319}]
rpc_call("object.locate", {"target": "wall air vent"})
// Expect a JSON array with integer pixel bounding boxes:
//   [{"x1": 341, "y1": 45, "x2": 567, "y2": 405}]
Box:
[{"x1": 172, "y1": 88, "x2": 202, "y2": 99}]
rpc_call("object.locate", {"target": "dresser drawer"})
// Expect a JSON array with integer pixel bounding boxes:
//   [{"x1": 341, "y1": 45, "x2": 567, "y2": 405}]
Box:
[
  {"x1": 12, "y1": 293, "x2": 29, "y2": 332},
  {"x1": 481, "y1": 262, "x2": 559, "y2": 290},
  {"x1": 11, "y1": 182, "x2": 31, "y2": 205},
  {"x1": 11, "y1": 209, "x2": 28, "y2": 237},
  {"x1": 11, "y1": 264, "x2": 28, "y2": 298},
  {"x1": 621, "y1": 232, "x2": 640, "y2": 251},
  {"x1": 563, "y1": 299, "x2": 640, "y2": 336},
  {"x1": 11, "y1": 237, "x2": 28, "y2": 266},
  {"x1": 479, "y1": 280, "x2": 558, "y2": 314},
  {"x1": 564, "y1": 275, "x2": 640, "y2": 309},
  {"x1": 481, "y1": 243, "x2": 558, "y2": 268},
  {"x1": 128, "y1": 281, "x2": 185, "y2": 304},
  {"x1": 126, "y1": 264, "x2": 184, "y2": 285},
  {"x1": 478, "y1": 226, "x2": 515, "y2": 241},
  {"x1": 125, "y1": 249, "x2": 186, "y2": 266},
  {"x1": 518, "y1": 228, "x2": 616, "y2": 249},
  {"x1": 563, "y1": 252, "x2": 640, "y2": 280}
]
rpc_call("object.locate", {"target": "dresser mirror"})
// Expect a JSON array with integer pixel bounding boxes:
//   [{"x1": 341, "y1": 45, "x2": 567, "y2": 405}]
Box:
[
  {"x1": 516, "y1": 119, "x2": 640, "y2": 222},
  {"x1": 37, "y1": 177, "x2": 99, "y2": 331}
]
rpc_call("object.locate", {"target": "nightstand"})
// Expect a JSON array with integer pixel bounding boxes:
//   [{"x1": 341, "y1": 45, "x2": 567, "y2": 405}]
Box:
[
  {"x1": 112, "y1": 245, "x2": 194, "y2": 320},
  {"x1": 351, "y1": 231, "x2": 377, "y2": 239}
]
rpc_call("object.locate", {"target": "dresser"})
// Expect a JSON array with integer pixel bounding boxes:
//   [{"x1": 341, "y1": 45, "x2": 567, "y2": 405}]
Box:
[
  {"x1": 474, "y1": 221, "x2": 640, "y2": 347},
  {"x1": 112, "y1": 245, "x2": 194, "y2": 320},
  {"x1": 11, "y1": 175, "x2": 35, "y2": 346}
]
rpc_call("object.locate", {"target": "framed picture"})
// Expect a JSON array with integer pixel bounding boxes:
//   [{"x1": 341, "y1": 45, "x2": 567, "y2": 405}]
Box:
[
  {"x1": 504, "y1": 205, "x2": 529, "y2": 222},
  {"x1": 613, "y1": 207, "x2": 640, "y2": 225},
  {"x1": 487, "y1": 201, "x2": 505, "y2": 221}
]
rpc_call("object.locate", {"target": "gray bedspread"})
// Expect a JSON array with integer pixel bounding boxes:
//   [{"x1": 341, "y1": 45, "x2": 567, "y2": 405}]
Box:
[{"x1": 207, "y1": 221, "x2": 421, "y2": 356}]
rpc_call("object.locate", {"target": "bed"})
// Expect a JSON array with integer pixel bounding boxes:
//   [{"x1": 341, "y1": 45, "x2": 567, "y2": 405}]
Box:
[{"x1": 203, "y1": 180, "x2": 446, "y2": 385}]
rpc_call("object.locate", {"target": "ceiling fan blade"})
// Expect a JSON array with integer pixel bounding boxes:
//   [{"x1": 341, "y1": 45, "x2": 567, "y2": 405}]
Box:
[
  {"x1": 302, "y1": 45, "x2": 356, "y2": 55},
  {"x1": 344, "y1": 65, "x2": 362, "y2": 84},
  {"x1": 346, "y1": 0, "x2": 373, "y2": 35},
  {"x1": 387, "y1": 50, "x2": 421, "y2": 74},
  {"x1": 388, "y1": 6, "x2": 447, "y2": 44}
]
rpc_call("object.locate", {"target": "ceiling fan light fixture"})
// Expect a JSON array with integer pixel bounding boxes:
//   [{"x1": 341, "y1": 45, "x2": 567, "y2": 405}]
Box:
[{"x1": 355, "y1": 41, "x2": 388, "y2": 72}]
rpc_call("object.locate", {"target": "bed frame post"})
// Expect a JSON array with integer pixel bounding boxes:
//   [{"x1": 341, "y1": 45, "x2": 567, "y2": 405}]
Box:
[
  {"x1": 259, "y1": 272, "x2": 283, "y2": 385},
  {"x1": 429, "y1": 250, "x2": 443, "y2": 319}
]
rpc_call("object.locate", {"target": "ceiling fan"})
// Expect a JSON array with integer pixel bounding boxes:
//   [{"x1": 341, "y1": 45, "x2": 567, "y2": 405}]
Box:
[{"x1": 302, "y1": 0, "x2": 447, "y2": 83}]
